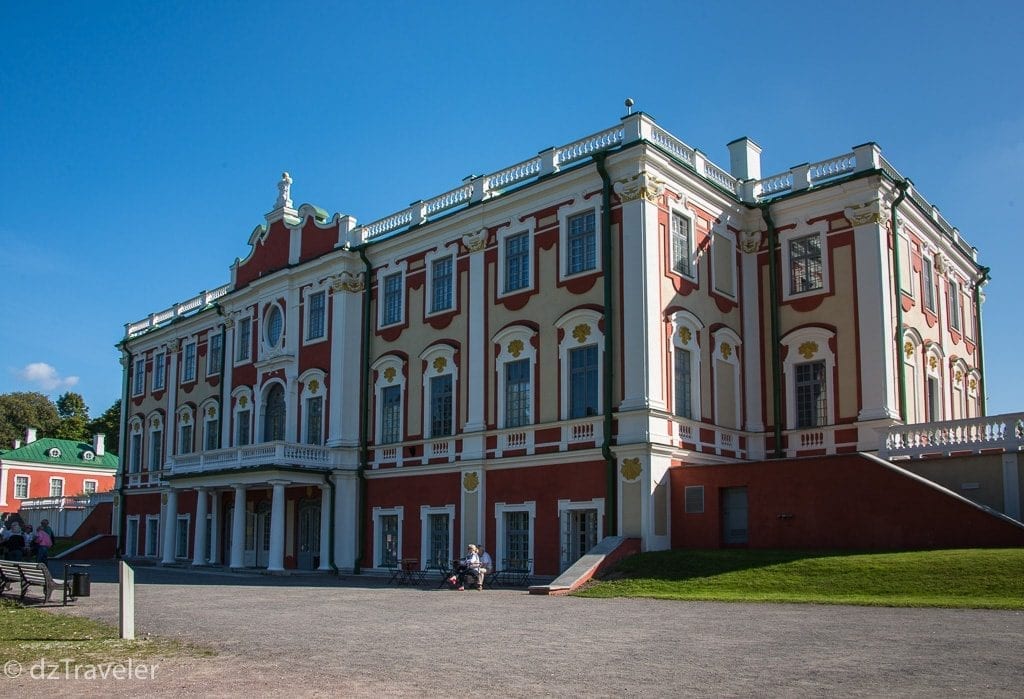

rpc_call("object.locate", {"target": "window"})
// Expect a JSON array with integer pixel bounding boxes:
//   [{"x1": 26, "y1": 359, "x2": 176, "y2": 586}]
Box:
[
  {"x1": 205, "y1": 415, "x2": 220, "y2": 451},
  {"x1": 674, "y1": 348, "x2": 693, "y2": 419},
  {"x1": 712, "y1": 232, "x2": 735, "y2": 296},
  {"x1": 567, "y1": 211, "x2": 597, "y2": 275},
  {"x1": 504, "y1": 359, "x2": 531, "y2": 428},
  {"x1": 306, "y1": 291, "x2": 326, "y2": 341},
  {"x1": 922, "y1": 257, "x2": 936, "y2": 311},
  {"x1": 684, "y1": 486, "x2": 705, "y2": 514},
  {"x1": 263, "y1": 384, "x2": 286, "y2": 442},
  {"x1": 380, "y1": 385, "x2": 401, "y2": 444},
  {"x1": 236, "y1": 317, "x2": 252, "y2": 362},
  {"x1": 949, "y1": 280, "x2": 962, "y2": 331},
  {"x1": 504, "y1": 232, "x2": 530, "y2": 292},
  {"x1": 926, "y1": 375, "x2": 941, "y2": 421},
  {"x1": 795, "y1": 361, "x2": 827, "y2": 428},
  {"x1": 789, "y1": 234, "x2": 823, "y2": 294},
  {"x1": 83, "y1": 480, "x2": 98, "y2": 495},
  {"x1": 125, "y1": 517, "x2": 139, "y2": 557},
  {"x1": 382, "y1": 272, "x2": 403, "y2": 326},
  {"x1": 145, "y1": 516, "x2": 160, "y2": 556},
  {"x1": 569, "y1": 346, "x2": 599, "y2": 419},
  {"x1": 305, "y1": 396, "x2": 323, "y2": 445},
  {"x1": 175, "y1": 515, "x2": 190, "y2": 559},
  {"x1": 149, "y1": 429, "x2": 163, "y2": 471},
  {"x1": 49, "y1": 478, "x2": 64, "y2": 497},
  {"x1": 671, "y1": 212, "x2": 692, "y2": 276},
  {"x1": 265, "y1": 305, "x2": 284, "y2": 347},
  {"x1": 153, "y1": 352, "x2": 165, "y2": 390},
  {"x1": 179, "y1": 423, "x2": 193, "y2": 455},
  {"x1": 182, "y1": 341, "x2": 197, "y2": 383},
  {"x1": 505, "y1": 511, "x2": 530, "y2": 563},
  {"x1": 429, "y1": 256, "x2": 453, "y2": 313},
  {"x1": 129, "y1": 432, "x2": 143, "y2": 473},
  {"x1": 207, "y1": 333, "x2": 223, "y2": 376},
  {"x1": 373, "y1": 508, "x2": 402, "y2": 568},
  {"x1": 14, "y1": 476, "x2": 28, "y2": 499},
  {"x1": 236, "y1": 409, "x2": 251, "y2": 446},
  {"x1": 133, "y1": 359, "x2": 145, "y2": 396},
  {"x1": 429, "y1": 374, "x2": 453, "y2": 437}
]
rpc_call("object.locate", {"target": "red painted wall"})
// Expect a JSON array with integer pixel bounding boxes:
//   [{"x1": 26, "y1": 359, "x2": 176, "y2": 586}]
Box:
[
  {"x1": 3, "y1": 467, "x2": 115, "y2": 507},
  {"x1": 670, "y1": 454, "x2": 1024, "y2": 549},
  {"x1": 364, "y1": 471, "x2": 460, "y2": 569}
]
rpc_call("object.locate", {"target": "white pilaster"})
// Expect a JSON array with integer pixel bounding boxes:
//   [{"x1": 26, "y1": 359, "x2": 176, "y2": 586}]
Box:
[
  {"x1": 327, "y1": 277, "x2": 364, "y2": 448},
  {"x1": 741, "y1": 239, "x2": 765, "y2": 435},
  {"x1": 464, "y1": 242, "x2": 486, "y2": 440},
  {"x1": 221, "y1": 325, "x2": 235, "y2": 449},
  {"x1": 192, "y1": 487, "x2": 208, "y2": 566},
  {"x1": 267, "y1": 480, "x2": 288, "y2": 571},
  {"x1": 333, "y1": 471, "x2": 359, "y2": 572},
  {"x1": 318, "y1": 483, "x2": 332, "y2": 571},
  {"x1": 165, "y1": 344, "x2": 180, "y2": 464},
  {"x1": 208, "y1": 490, "x2": 220, "y2": 565},
  {"x1": 229, "y1": 484, "x2": 246, "y2": 569},
  {"x1": 161, "y1": 488, "x2": 178, "y2": 564}
]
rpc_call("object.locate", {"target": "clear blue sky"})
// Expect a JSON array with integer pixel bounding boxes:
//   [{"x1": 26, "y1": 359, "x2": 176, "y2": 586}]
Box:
[{"x1": 2, "y1": 1, "x2": 1021, "y2": 418}]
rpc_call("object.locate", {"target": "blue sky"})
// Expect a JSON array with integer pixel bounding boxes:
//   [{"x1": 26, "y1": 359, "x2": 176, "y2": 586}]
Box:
[{"x1": 1, "y1": 1, "x2": 1021, "y2": 418}]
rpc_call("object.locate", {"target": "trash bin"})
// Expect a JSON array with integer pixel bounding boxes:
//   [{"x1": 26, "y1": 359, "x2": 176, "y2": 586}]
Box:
[{"x1": 71, "y1": 572, "x2": 91, "y2": 597}]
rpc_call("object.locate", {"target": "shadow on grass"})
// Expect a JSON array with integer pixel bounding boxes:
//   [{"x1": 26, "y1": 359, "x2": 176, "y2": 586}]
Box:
[{"x1": 610, "y1": 549, "x2": 864, "y2": 581}]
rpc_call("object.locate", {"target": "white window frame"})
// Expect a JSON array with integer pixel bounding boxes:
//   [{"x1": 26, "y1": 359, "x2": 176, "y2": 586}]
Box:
[
  {"x1": 13, "y1": 475, "x2": 30, "y2": 500},
  {"x1": 669, "y1": 206, "x2": 697, "y2": 281},
  {"x1": 494, "y1": 501, "x2": 536, "y2": 573},
  {"x1": 781, "y1": 327, "x2": 836, "y2": 429},
  {"x1": 262, "y1": 301, "x2": 286, "y2": 354},
  {"x1": 493, "y1": 325, "x2": 537, "y2": 429},
  {"x1": 125, "y1": 515, "x2": 140, "y2": 557},
  {"x1": 200, "y1": 400, "x2": 220, "y2": 452},
  {"x1": 949, "y1": 279, "x2": 962, "y2": 332},
  {"x1": 780, "y1": 221, "x2": 829, "y2": 301},
  {"x1": 556, "y1": 309, "x2": 605, "y2": 420},
  {"x1": 421, "y1": 345, "x2": 457, "y2": 439},
  {"x1": 82, "y1": 479, "x2": 98, "y2": 495},
  {"x1": 128, "y1": 418, "x2": 144, "y2": 473},
  {"x1": 147, "y1": 413, "x2": 164, "y2": 471},
  {"x1": 175, "y1": 513, "x2": 191, "y2": 559},
  {"x1": 181, "y1": 340, "x2": 198, "y2": 384},
  {"x1": 557, "y1": 497, "x2": 605, "y2": 565},
  {"x1": 670, "y1": 311, "x2": 704, "y2": 421},
  {"x1": 711, "y1": 327, "x2": 742, "y2": 430},
  {"x1": 376, "y1": 262, "x2": 408, "y2": 329},
  {"x1": 144, "y1": 514, "x2": 161, "y2": 557},
  {"x1": 132, "y1": 358, "x2": 146, "y2": 396},
  {"x1": 206, "y1": 331, "x2": 223, "y2": 377},
  {"x1": 924, "y1": 344, "x2": 945, "y2": 421},
  {"x1": 711, "y1": 226, "x2": 736, "y2": 298},
  {"x1": 235, "y1": 315, "x2": 253, "y2": 365},
  {"x1": 232, "y1": 387, "x2": 253, "y2": 447},
  {"x1": 419, "y1": 504, "x2": 456, "y2": 570},
  {"x1": 902, "y1": 331, "x2": 922, "y2": 424},
  {"x1": 425, "y1": 249, "x2": 456, "y2": 317},
  {"x1": 372, "y1": 355, "x2": 405, "y2": 446},
  {"x1": 177, "y1": 406, "x2": 195, "y2": 455},
  {"x1": 299, "y1": 369, "x2": 326, "y2": 445},
  {"x1": 558, "y1": 200, "x2": 601, "y2": 281},
  {"x1": 372, "y1": 505, "x2": 404, "y2": 568},
  {"x1": 922, "y1": 256, "x2": 936, "y2": 312},
  {"x1": 497, "y1": 220, "x2": 535, "y2": 298},
  {"x1": 49, "y1": 477, "x2": 65, "y2": 497},
  {"x1": 152, "y1": 351, "x2": 166, "y2": 391},
  {"x1": 303, "y1": 286, "x2": 328, "y2": 345}
]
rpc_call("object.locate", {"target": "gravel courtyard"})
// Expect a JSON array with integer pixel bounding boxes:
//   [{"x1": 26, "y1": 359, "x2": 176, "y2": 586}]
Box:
[{"x1": 4, "y1": 562, "x2": 1022, "y2": 697}]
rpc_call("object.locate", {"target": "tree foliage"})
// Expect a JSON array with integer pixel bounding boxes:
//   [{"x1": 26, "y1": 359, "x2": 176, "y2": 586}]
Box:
[
  {"x1": 54, "y1": 392, "x2": 91, "y2": 441},
  {"x1": 87, "y1": 400, "x2": 122, "y2": 455},
  {"x1": 0, "y1": 392, "x2": 60, "y2": 448}
]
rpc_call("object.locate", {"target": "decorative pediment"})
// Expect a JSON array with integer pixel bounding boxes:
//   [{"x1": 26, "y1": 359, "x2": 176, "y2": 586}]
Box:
[{"x1": 613, "y1": 171, "x2": 665, "y2": 203}]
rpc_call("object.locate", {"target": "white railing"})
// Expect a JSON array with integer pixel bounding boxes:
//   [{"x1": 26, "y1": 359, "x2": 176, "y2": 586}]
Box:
[
  {"x1": 880, "y1": 413, "x2": 1024, "y2": 460},
  {"x1": 703, "y1": 161, "x2": 738, "y2": 194},
  {"x1": 561, "y1": 416, "x2": 603, "y2": 450},
  {"x1": 648, "y1": 125, "x2": 695, "y2": 165},
  {"x1": 427, "y1": 439, "x2": 454, "y2": 461},
  {"x1": 169, "y1": 441, "x2": 339, "y2": 473},
  {"x1": 19, "y1": 492, "x2": 113, "y2": 511},
  {"x1": 556, "y1": 125, "x2": 625, "y2": 165},
  {"x1": 486, "y1": 157, "x2": 542, "y2": 191},
  {"x1": 785, "y1": 426, "x2": 837, "y2": 457},
  {"x1": 672, "y1": 418, "x2": 747, "y2": 459},
  {"x1": 125, "y1": 284, "x2": 231, "y2": 338}
]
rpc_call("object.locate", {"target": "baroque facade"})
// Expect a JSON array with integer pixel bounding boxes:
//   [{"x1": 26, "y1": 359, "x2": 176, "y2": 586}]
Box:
[{"x1": 116, "y1": 112, "x2": 994, "y2": 575}]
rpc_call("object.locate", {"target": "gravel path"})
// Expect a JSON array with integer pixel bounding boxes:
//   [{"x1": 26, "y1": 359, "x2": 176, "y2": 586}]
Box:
[{"x1": 4, "y1": 562, "x2": 1022, "y2": 697}]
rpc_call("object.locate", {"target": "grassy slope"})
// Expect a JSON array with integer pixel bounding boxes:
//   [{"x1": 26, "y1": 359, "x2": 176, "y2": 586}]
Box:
[{"x1": 574, "y1": 549, "x2": 1024, "y2": 609}]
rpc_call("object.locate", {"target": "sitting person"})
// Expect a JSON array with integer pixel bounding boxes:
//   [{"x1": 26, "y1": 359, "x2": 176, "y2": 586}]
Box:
[
  {"x1": 447, "y1": 544, "x2": 480, "y2": 591},
  {"x1": 476, "y1": 545, "x2": 493, "y2": 590}
]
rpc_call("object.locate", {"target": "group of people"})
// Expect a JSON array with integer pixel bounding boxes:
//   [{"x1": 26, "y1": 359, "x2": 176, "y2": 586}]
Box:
[
  {"x1": 447, "y1": 543, "x2": 493, "y2": 591},
  {"x1": 0, "y1": 515, "x2": 54, "y2": 563}
]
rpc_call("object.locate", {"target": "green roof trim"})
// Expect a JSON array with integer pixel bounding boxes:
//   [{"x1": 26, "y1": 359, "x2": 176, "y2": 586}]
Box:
[{"x1": 0, "y1": 438, "x2": 118, "y2": 470}]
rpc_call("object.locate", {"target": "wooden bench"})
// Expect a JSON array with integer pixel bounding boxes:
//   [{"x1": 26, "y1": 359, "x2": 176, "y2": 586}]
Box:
[
  {"x1": 0, "y1": 561, "x2": 70, "y2": 604},
  {"x1": 0, "y1": 560, "x2": 19, "y2": 595}
]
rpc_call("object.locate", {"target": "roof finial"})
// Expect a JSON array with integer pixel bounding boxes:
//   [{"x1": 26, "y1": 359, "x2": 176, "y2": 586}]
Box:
[
  {"x1": 276, "y1": 171, "x2": 293, "y2": 209},
  {"x1": 624, "y1": 98, "x2": 634, "y2": 116}
]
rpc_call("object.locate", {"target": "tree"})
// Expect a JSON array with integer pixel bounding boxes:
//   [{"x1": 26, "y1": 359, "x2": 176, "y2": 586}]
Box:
[
  {"x1": 87, "y1": 399, "x2": 122, "y2": 455},
  {"x1": 0, "y1": 392, "x2": 60, "y2": 448},
  {"x1": 54, "y1": 392, "x2": 91, "y2": 441}
]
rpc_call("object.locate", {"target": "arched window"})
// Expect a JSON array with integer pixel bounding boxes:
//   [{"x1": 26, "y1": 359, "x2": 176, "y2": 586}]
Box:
[
  {"x1": 669, "y1": 311, "x2": 703, "y2": 421},
  {"x1": 263, "y1": 383, "x2": 286, "y2": 442}
]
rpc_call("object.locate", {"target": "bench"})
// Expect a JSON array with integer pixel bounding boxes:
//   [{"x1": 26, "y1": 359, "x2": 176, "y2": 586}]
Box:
[
  {"x1": 0, "y1": 561, "x2": 71, "y2": 605},
  {"x1": 0, "y1": 560, "x2": 18, "y2": 595}
]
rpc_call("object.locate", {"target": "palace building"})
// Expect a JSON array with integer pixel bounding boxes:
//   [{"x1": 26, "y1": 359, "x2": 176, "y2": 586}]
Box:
[{"x1": 116, "y1": 111, "x2": 1023, "y2": 576}]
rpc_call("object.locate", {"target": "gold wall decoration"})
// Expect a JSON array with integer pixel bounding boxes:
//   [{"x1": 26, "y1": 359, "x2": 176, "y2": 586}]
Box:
[
  {"x1": 239, "y1": 395, "x2": 248, "y2": 407},
  {"x1": 307, "y1": 378, "x2": 320, "y2": 394},
  {"x1": 181, "y1": 412, "x2": 191, "y2": 424},
  {"x1": 720, "y1": 342, "x2": 732, "y2": 360},
  {"x1": 463, "y1": 471, "x2": 480, "y2": 492},
  {"x1": 679, "y1": 327, "x2": 691, "y2": 344},
  {"x1": 620, "y1": 457, "x2": 642, "y2": 481},
  {"x1": 508, "y1": 339, "x2": 524, "y2": 358},
  {"x1": 573, "y1": 323, "x2": 592, "y2": 343},
  {"x1": 798, "y1": 341, "x2": 818, "y2": 360},
  {"x1": 384, "y1": 367, "x2": 397, "y2": 383},
  {"x1": 928, "y1": 356, "x2": 938, "y2": 370},
  {"x1": 433, "y1": 356, "x2": 447, "y2": 373},
  {"x1": 955, "y1": 370, "x2": 963, "y2": 382},
  {"x1": 904, "y1": 341, "x2": 914, "y2": 358},
  {"x1": 207, "y1": 406, "x2": 216, "y2": 418},
  {"x1": 969, "y1": 378, "x2": 977, "y2": 391},
  {"x1": 133, "y1": 422, "x2": 142, "y2": 433},
  {"x1": 332, "y1": 271, "x2": 365, "y2": 293}
]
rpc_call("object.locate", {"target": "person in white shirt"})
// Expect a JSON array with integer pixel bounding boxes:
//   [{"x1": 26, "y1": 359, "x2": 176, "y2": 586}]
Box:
[
  {"x1": 476, "y1": 546, "x2": 493, "y2": 590},
  {"x1": 448, "y1": 544, "x2": 480, "y2": 591}
]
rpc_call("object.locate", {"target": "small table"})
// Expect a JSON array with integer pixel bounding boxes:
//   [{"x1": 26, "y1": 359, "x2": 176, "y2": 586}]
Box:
[{"x1": 393, "y1": 558, "x2": 426, "y2": 585}]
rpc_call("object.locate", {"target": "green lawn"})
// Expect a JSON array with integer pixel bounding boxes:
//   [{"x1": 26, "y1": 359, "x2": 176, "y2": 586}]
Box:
[{"x1": 575, "y1": 548, "x2": 1024, "y2": 609}]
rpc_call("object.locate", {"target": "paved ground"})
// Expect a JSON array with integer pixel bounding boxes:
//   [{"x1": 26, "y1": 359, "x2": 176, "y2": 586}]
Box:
[{"x1": 3, "y1": 561, "x2": 1023, "y2": 697}]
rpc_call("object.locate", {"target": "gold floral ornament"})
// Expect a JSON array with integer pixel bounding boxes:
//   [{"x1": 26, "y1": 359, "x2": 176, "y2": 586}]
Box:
[
  {"x1": 798, "y1": 341, "x2": 818, "y2": 360},
  {"x1": 463, "y1": 471, "x2": 480, "y2": 492},
  {"x1": 207, "y1": 406, "x2": 216, "y2": 418},
  {"x1": 573, "y1": 323, "x2": 591, "y2": 343},
  {"x1": 307, "y1": 379, "x2": 319, "y2": 394},
  {"x1": 133, "y1": 422, "x2": 142, "y2": 433},
  {"x1": 620, "y1": 457, "x2": 642, "y2": 481},
  {"x1": 969, "y1": 378, "x2": 977, "y2": 391},
  {"x1": 928, "y1": 356, "x2": 937, "y2": 370},
  {"x1": 149, "y1": 416, "x2": 161, "y2": 427},
  {"x1": 239, "y1": 395, "x2": 248, "y2": 407},
  {"x1": 433, "y1": 356, "x2": 447, "y2": 373},
  {"x1": 904, "y1": 341, "x2": 914, "y2": 358},
  {"x1": 955, "y1": 370, "x2": 963, "y2": 382},
  {"x1": 720, "y1": 342, "x2": 732, "y2": 360},
  {"x1": 383, "y1": 367, "x2": 396, "y2": 383},
  {"x1": 161, "y1": 493, "x2": 168, "y2": 505},
  {"x1": 508, "y1": 339, "x2": 524, "y2": 358},
  {"x1": 181, "y1": 412, "x2": 191, "y2": 424},
  {"x1": 679, "y1": 327, "x2": 691, "y2": 344}
]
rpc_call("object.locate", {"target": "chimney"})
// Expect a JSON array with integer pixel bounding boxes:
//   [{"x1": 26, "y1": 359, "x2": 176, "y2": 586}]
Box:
[
  {"x1": 726, "y1": 137, "x2": 762, "y2": 181},
  {"x1": 25, "y1": 427, "x2": 37, "y2": 444},
  {"x1": 13, "y1": 439, "x2": 21, "y2": 449},
  {"x1": 93, "y1": 433, "x2": 106, "y2": 457}
]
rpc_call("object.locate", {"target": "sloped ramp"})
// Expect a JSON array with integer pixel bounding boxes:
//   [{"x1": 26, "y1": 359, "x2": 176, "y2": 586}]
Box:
[{"x1": 529, "y1": 536, "x2": 640, "y2": 596}]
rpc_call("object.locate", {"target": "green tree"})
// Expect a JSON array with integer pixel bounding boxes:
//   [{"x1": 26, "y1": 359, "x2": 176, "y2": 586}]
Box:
[
  {"x1": 86, "y1": 399, "x2": 121, "y2": 455},
  {"x1": 54, "y1": 392, "x2": 91, "y2": 441},
  {"x1": 0, "y1": 392, "x2": 60, "y2": 448}
]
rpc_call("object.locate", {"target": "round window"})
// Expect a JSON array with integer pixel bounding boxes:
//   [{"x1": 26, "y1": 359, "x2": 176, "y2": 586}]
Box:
[{"x1": 266, "y1": 306, "x2": 283, "y2": 347}]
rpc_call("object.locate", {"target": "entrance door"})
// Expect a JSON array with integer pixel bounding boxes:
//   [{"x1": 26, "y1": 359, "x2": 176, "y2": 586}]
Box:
[
  {"x1": 297, "y1": 501, "x2": 320, "y2": 570},
  {"x1": 560, "y1": 508, "x2": 598, "y2": 572},
  {"x1": 243, "y1": 510, "x2": 257, "y2": 567},
  {"x1": 255, "y1": 502, "x2": 271, "y2": 568},
  {"x1": 721, "y1": 487, "x2": 748, "y2": 545}
]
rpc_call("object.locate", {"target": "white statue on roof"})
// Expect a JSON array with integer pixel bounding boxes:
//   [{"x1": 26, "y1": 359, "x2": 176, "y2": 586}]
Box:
[{"x1": 276, "y1": 171, "x2": 293, "y2": 209}]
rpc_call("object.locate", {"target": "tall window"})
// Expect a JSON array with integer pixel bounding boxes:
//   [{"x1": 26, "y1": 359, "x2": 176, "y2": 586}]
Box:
[
  {"x1": 207, "y1": 333, "x2": 223, "y2": 375},
  {"x1": 380, "y1": 385, "x2": 401, "y2": 444},
  {"x1": 922, "y1": 258, "x2": 936, "y2": 311},
  {"x1": 789, "y1": 234, "x2": 823, "y2": 294},
  {"x1": 145, "y1": 517, "x2": 160, "y2": 556},
  {"x1": 49, "y1": 478, "x2": 64, "y2": 497},
  {"x1": 430, "y1": 257, "x2": 453, "y2": 313},
  {"x1": 505, "y1": 232, "x2": 530, "y2": 292},
  {"x1": 149, "y1": 429, "x2": 162, "y2": 470},
  {"x1": 265, "y1": 306, "x2": 284, "y2": 348},
  {"x1": 205, "y1": 415, "x2": 220, "y2": 451},
  {"x1": 153, "y1": 352, "x2": 165, "y2": 390},
  {"x1": 236, "y1": 317, "x2": 252, "y2": 362},
  {"x1": 569, "y1": 345, "x2": 599, "y2": 418},
  {"x1": 129, "y1": 432, "x2": 143, "y2": 473},
  {"x1": 133, "y1": 359, "x2": 145, "y2": 396},
  {"x1": 307, "y1": 291, "x2": 326, "y2": 341},
  {"x1": 182, "y1": 342, "x2": 197, "y2": 383},
  {"x1": 674, "y1": 348, "x2": 693, "y2": 419},
  {"x1": 671, "y1": 212, "x2": 692, "y2": 276},
  {"x1": 236, "y1": 409, "x2": 251, "y2": 446},
  {"x1": 305, "y1": 396, "x2": 323, "y2": 445},
  {"x1": 379, "y1": 514, "x2": 398, "y2": 567},
  {"x1": 795, "y1": 361, "x2": 827, "y2": 428},
  {"x1": 178, "y1": 423, "x2": 193, "y2": 454},
  {"x1": 14, "y1": 476, "x2": 28, "y2": 499},
  {"x1": 175, "y1": 516, "x2": 189, "y2": 559},
  {"x1": 504, "y1": 511, "x2": 530, "y2": 563},
  {"x1": 428, "y1": 513, "x2": 449, "y2": 566},
  {"x1": 949, "y1": 280, "x2": 962, "y2": 331},
  {"x1": 382, "y1": 273, "x2": 403, "y2": 326},
  {"x1": 567, "y1": 211, "x2": 596, "y2": 275},
  {"x1": 263, "y1": 384, "x2": 286, "y2": 442},
  {"x1": 926, "y1": 376, "x2": 941, "y2": 421},
  {"x1": 504, "y1": 359, "x2": 531, "y2": 428},
  {"x1": 429, "y1": 374, "x2": 453, "y2": 437}
]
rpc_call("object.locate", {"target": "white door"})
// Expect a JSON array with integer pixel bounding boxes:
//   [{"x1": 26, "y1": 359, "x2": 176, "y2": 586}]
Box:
[
  {"x1": 560, "y1": 508, "x2": 598, "y2": 573},
  {"x1": 243, "y1": 510, "x2": 257, "y2": 567},
  {"x1": 255, "y1": 503, "x2": 271, "y2": 568}
]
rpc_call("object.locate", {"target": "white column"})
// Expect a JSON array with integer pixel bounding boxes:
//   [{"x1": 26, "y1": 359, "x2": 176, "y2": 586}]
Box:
[
  {"x1": 161, "y1": 488, "x2": 178, "y2": 564},
  {"x1": 464, "y1": 244, "x2": 486, "y2": 436},
  {"x1": 221, "y1": 324, "x2": 235, "y2": 449},
  {"x1": 208, "y1": 490, "x2": 220, "y2": 565},
  {"x1": 165, "y1": 344, "x2": 179, "y2": 464},
  {"x1": 327, "y1": 277, "x2": 364, "y2": 448},
  {"x1": 1003, "y1": 453, "x2": 1021, "y2": 521},
  {"x1": 192, "y1": 487, "x2": 208, "y2": 565},
  {"x1": 318, "y1": 483, "x2": 332, "y2": 571},
  {"x1": 229, "y1": 484, "x2": 246, "y2": 568},
  {"x1": 333, "y1": 471, "x2": 358, "y2": 572},
  {"x1": 741, "y1": 240, "x2": 766, "y2": 459},
  {"x1": 267, "y1": 480, "x2": 288, "y2": 571}
]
